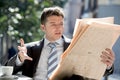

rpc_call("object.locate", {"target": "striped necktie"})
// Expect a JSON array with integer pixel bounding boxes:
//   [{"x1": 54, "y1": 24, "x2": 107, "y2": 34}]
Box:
[{"x1": 47, "y1": 43, "x2": 58, "y2": 79}]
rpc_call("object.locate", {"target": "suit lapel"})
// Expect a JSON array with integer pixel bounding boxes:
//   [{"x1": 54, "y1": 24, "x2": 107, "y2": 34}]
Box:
[{"x1": 32, "y1": 39, "x2": 44, "y2": 74}]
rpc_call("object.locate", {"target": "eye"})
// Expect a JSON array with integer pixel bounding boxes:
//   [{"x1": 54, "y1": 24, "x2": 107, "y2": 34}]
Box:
[
  {"x1": 51, "y1": 24, "x2": 57, "y2": 26},
  {"x1": 60, "y1": 23, "x2": 63, "y2": 26}
]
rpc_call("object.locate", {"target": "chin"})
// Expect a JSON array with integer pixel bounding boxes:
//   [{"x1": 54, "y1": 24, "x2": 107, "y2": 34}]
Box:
[{"x1": 54, "y1": 36, "x2": 61, "y2": 40}]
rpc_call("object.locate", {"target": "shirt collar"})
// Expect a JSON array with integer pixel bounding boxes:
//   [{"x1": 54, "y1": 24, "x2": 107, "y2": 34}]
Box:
[{"x1": 44, "y1": 37, "x2": 63, "y2": 47}]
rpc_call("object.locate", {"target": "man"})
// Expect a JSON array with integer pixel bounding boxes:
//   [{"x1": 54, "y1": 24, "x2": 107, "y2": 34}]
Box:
[{"x1": 6, "y1": 6, "x2": 115, "y2": 80}]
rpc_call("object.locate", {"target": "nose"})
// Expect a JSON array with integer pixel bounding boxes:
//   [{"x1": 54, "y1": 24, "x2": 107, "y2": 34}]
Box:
[{"x1": 56, "y1": 24, "x2": 63, "y2": 29}]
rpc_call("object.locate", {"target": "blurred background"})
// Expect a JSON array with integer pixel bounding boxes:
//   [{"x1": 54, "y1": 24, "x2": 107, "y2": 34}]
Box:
[{"x1": 0, "y1": 0, "x2": 120, "y2": 80}]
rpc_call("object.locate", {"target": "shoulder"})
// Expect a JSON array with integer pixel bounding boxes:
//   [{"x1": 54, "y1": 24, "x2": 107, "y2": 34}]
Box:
[{"x1": 25, "y1": 39, "x2": 44, "y2": 48}]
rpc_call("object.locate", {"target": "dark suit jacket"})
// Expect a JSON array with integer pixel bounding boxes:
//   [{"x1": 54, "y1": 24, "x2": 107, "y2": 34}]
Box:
[
  {"x1": 6, "y1": 36, "x2": 70, "y2": 77},
  {"x1": 6, "y1": 36, "x2": 113, "y2": 80}
]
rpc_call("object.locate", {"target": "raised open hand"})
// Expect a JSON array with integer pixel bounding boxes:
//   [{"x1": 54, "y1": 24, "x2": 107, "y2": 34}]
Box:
[{"x1": 18, "y1": 38, "x2": 33, "y2": 62}]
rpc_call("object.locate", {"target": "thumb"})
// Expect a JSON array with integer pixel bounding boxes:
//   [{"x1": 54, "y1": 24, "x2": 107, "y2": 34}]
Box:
[{"x1": 25, "y1": 56, "x2": 33, "y2": 61}]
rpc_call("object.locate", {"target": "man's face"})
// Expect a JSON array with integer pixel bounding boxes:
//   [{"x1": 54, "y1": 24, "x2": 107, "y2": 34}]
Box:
[{"x1": 41, "y1": 16, "x2": 64, "y2": 41}]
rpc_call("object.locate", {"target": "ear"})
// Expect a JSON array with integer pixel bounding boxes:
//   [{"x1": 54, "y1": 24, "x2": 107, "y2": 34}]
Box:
[{"x1": 40, "y1": 24, "x2": 45, "y2": 32}]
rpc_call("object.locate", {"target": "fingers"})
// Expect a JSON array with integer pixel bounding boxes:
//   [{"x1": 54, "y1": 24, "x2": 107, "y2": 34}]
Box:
[
  {"x1": 18, "y1": 46, "x2": 22, "y2": 51},
  {"x1": 25, "y1": 56, "x2": 33, "y2": 61},
  {"x1": 17, "y1": 45, "x2": 27, "y2": 53},
  {"x1": 20, "y1": 38, "x2": 25, "y2": 47},
  {"x1": 100, "y1": 48, "x2": 115, "y2": 67},
  {"x1": 18, "y1": 38, "x2": 26, "y2": 52},
  {"x1": 105, "y1": 48, "x2": 115, "y2": 61},
  {"x1": 106, "y1": 48, "x2": 115, "y2": 59},
  {"x1": 18, "y1": 38, "x2": 33, "y2": 62},
  {"x1": 18, "y1": 50, "x2": 33, "y2": 62},
  {"x1": 17, "y1": 38, "x2": 25, "y2": 51}
]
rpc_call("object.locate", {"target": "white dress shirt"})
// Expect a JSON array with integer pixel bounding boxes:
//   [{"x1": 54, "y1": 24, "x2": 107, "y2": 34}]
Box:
[{"x1": 33, "y1": 37, "x2": 63, "y2": 80}]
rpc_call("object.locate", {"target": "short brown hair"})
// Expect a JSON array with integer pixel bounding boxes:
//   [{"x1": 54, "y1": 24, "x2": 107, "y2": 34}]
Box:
[{"x1": 40, "y1": 6, "x2": 64, "y2": 25}]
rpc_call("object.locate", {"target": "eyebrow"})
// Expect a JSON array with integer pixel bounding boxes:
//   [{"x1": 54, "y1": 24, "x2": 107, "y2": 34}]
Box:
[
  {"x1": 49, "y1": 22, "x2": 63, "y2": 24},
  {"x1": 50, "y1": 22, "x2": 56, "y2": 23}
]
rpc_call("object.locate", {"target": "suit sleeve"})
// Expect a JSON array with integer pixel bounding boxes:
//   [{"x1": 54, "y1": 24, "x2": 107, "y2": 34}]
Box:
[{"x1": 103, "y1": 65, "x2": 114, "y2": 76}]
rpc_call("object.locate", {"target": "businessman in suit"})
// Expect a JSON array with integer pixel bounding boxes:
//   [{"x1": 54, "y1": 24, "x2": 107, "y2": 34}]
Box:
[{"x1": 6, "y1": 6, "x2": 115, "y2": 80}]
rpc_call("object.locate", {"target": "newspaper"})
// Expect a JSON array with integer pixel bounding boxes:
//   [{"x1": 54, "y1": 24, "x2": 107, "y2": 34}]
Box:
[{"x1": 49, "y1": 17, "x2": 120, "y2": 80}]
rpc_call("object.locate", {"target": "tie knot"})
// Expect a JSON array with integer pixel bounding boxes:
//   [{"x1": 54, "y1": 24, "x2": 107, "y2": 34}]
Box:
[{"x1": 48, "y1": 43, "x2": 56, "y2": 49}]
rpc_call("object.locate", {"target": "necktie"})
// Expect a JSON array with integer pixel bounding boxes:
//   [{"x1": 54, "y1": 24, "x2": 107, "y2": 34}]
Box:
[{"x1": 47, "y1": 43, "x2": 58, "y2": 78}]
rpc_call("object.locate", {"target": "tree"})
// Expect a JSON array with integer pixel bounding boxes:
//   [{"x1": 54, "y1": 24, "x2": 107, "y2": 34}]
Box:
[{"x1": 0, "y1": 0, "x2": 68, "y2": 43}]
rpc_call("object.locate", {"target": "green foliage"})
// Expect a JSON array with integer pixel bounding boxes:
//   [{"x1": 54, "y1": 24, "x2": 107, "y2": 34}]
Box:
[{"x1": 0, "y1": 0, "x2": 67, "y2": 43}]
